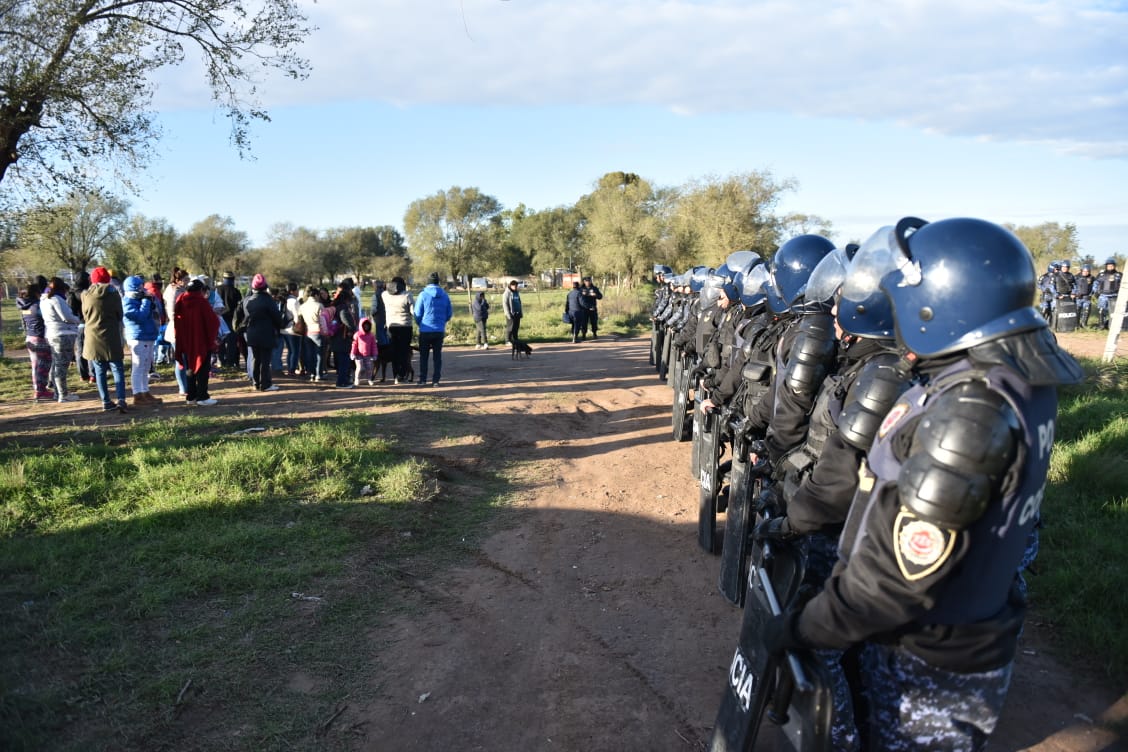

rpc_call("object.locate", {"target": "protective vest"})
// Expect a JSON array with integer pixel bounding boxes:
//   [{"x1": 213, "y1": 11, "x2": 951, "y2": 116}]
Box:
[
  {"x1": 840, "y1": 360, "x2": 1056, "y2": 628},
  {"x1": 1096, "y1": 270, "x2": 1122, "y2": 296},
  {"x1": 1053, "y1": 271, "x2": 1075, "y2": 296},
  {"x1": 1073, "y1": 275, "x2": 1094, "y2": 297},
  {"x1": 778, "y1": 340, "x2": 887, "y2": 497},
  {"x1": 737, "y1": 314, "x2": 788, "y2": 419}
]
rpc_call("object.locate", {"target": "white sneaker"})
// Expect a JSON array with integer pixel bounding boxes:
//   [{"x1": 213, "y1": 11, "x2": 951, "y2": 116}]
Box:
[
  {"x1": 59, "y1": 393, "x2": 81, "y2": 402},
  {"x1": 367, "y1": 380, "x2": 374, "y2": 386},
  {"x1": 197, "y1": 398, "x2": 217, "y2": 406},
  {"x1": 265, "y1": 385, "x2": 280, "y2": 392},
  {"x1": 483, "y1": 344, "x2": 489, "y2": 350}
]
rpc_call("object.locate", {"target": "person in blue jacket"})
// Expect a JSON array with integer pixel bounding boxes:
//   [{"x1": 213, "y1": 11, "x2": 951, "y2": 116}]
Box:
[
  {"x1": 413, "y1": 272, "x2": 453, "y2": 386},
  {"x1": 122, "y1": 274, "x2": 162, "y2": 406}
]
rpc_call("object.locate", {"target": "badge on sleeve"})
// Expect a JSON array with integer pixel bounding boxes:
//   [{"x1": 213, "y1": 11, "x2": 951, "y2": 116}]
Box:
[
  {"x1": 878, "y1": 401, "x2": 910, "y2": 438},
  {"x1": 894, "y1": 508, "x2": 957, "y2": 581}
]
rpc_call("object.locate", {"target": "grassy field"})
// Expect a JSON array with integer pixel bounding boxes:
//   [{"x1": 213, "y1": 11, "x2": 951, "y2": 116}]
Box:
[
  {"x1": 0, "y1": 408, "x2": 509, "y2": 750},
  {"x1": 1035, "y1": 357, "x2": 1128, "y2": 680}
]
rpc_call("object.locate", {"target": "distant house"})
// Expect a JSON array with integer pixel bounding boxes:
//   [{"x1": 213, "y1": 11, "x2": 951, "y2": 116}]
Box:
[{"x1": 471, "y1": 277, "x2": 492, "y2": 290}]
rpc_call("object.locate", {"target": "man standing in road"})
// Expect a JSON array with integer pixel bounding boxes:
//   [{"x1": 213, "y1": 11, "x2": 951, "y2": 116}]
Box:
[
  {"x1": 580, "y1": 276, "x2": 603, "y2": 339},
  {"x1": 503, "y1": 279, "x2": 523, "y2": 345},
  {"x1": 413, "y1": 272, "x2": 453, "y2": 387}
]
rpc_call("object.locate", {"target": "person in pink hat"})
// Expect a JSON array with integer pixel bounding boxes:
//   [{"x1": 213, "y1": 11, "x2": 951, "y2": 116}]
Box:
[{"x1": 239, "y1": 273, "x2": 284, "y2": 391}]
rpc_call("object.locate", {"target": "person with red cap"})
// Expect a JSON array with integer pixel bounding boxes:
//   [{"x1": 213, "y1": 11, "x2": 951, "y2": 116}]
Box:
[
  {"x1": 239, "y1": 273, "x2": 284, "y2": 392},
  {"x1": 82, "y1": 266, "x2": 128, "y2": 413}
]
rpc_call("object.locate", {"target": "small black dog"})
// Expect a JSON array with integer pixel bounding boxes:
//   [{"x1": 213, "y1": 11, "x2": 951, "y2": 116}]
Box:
[
  {"x1": 377, "y1": 345, "x2": 416, "y2": 383},
  {"x1": 511, "y1": 339, "x2": 533, "y2": 360}
]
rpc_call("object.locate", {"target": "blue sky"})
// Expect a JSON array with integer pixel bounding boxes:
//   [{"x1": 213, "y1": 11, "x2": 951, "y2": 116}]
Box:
[{"x1": 131, "y1": 0, "x2": 1128, "y2": 258}]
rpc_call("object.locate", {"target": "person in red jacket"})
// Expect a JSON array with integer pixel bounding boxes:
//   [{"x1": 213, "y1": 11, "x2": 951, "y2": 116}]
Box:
[{"x1": 174, "y1": 278, "x2": 221, "y2": 406}]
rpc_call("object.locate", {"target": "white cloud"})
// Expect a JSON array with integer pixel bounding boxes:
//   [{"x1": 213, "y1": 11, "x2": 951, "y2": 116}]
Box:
[{"x1": 152, "y1": 0, "x2": 1128, "y2": 157}]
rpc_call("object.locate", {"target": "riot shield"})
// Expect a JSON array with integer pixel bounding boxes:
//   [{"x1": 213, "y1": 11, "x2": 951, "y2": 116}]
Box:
[
  {"x1": 717, "y1": 433, "x2": 767, "y2": 606},
  {"x1": 709, "y1": 540, "x2": 833, "y2": 752},
  {"x1": 650, "y1": 321, "x2": 661, "y2": 367},
  {"x1": 697, "y1": 407, "x2": 724, "y2": 553},
  {"x1": 672, "y1": 352, "x2": 694, "y2": 442}
]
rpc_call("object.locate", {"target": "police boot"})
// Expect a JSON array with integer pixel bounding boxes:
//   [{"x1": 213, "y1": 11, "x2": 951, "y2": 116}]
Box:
[{"x1": 1080, "y1": 311, "x2": 1090, "y2": 329}]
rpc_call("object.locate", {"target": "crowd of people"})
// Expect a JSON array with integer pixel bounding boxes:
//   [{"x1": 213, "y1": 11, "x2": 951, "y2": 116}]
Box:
[
  {"x1": 650, "y1": 219, "x2": 1085, "y2": 751},
  {"x1": 13, "y1": 266, "x2": 458, "y2": 409}
]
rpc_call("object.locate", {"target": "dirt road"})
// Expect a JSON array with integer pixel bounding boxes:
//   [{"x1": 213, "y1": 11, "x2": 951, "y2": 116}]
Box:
[{"x1": 1, "y1": 334, "x2": 1124, "y2": 750}]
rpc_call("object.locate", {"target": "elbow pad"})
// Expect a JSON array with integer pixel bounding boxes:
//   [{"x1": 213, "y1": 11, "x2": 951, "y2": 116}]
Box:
[
  {"x1": 839, "y1": 354, "x2": 911, "y2": 450},
  {"x1": 784, "y1": 314, "x2": 837, "y2": 398},
  {"x1": 898, "y1": 382, "x2": 1019, "y2": 529}
]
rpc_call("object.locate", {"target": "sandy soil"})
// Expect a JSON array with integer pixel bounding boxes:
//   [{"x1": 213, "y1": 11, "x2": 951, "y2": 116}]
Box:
[{"x1": 1, "y1": 331, "x2": 1124, "y2": 751}]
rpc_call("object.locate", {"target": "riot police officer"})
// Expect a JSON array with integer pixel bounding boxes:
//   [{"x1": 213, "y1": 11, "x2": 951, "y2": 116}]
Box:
[
  {"x1": 1073, "y1": 263, "x2": 1095, "y2": 328},
  {"x1": 759, "y1": 217, "x2": 1083, "y2": 751},
  {"x1": 1095, "y1": 257, "x2": 1122, "y2": 329}
]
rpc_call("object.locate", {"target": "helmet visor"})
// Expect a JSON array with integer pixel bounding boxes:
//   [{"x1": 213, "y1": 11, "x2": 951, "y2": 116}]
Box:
[{"x1": 805, "y1": 248, "x2": 849, "y2": 306}]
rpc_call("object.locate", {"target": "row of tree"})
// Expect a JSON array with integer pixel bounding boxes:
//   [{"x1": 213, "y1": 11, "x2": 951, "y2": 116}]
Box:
[{"x1": 0, "y1": 172, "x2": 1103, "y2": 292}]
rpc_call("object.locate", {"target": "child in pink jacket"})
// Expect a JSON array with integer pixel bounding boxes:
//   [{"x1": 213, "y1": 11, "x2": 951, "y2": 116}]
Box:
[{"x1": 351, "y1": 318, "x2": 379, "y2": 386}]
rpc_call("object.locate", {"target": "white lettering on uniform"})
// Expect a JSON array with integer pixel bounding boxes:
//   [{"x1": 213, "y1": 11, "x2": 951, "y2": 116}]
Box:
[
  {"x1": 1019, "y1": 484, "x2": 1045, "y2": 526},
  {"x1": 1037, "y1": 420, "x2": 1055, "y2": 460}
]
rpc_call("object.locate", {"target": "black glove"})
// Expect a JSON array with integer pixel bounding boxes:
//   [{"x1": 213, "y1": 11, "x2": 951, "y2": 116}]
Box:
[
  {"x1": 761, "y1": 610, "x2": 805, "y2": 655},
  {"x1": 754, "y1": 485, "x2": 782, "y2": 516},
  {"x1": 753, "y1": 516, "x2": 796, "y2": 542}
]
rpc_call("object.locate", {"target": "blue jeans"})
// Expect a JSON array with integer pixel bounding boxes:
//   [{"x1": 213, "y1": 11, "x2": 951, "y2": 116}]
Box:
[
  {"x1": 418, "y1": 331, "x2": 445, "y2": 384},
  {"x1": 303, "y1": 334, "x2": 323, "y2": 379},
  {"x1": 92, "y1": 359, "x2": 126, "y2": 407},
  {"x1": 332, "y1": 339, "x2": 353, "y2": 386},
  {"x1": 283, "y1": 333, "x2": 302, "y2": 373}
]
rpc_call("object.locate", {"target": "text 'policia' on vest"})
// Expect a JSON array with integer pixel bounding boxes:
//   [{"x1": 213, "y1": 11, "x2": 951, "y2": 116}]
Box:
[{"x1": 649, "y1": 217, "x2": 1083, "y2": 752}]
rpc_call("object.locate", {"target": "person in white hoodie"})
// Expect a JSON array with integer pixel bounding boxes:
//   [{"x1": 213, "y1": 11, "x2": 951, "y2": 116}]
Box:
[{"x1": 41, "y1": 276, "x2": 82, "y2": 402}]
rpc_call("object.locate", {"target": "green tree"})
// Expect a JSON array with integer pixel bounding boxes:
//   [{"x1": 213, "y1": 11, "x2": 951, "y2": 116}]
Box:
[
  {"x1": 0, "y1": 0, "x2": 311, "y2": 199},
  {"x1": 403, "y1": 186, "x2": 503, "y2": 284},
  {"x1": 509, "y1": 205, "x2": 584, "y2": 283},
  {"x1": 257, "y1": 223, "x2": 322, "y2": 286},
  {"x1": 19, "y1": 190, "x2": 128, "y2": 275},
  {"x1": 665, "y1": 172, "x2": 798, "y2": 269},
  {"x1": 180, "y1": 214, "x2": 246, "y2": 281},
  {"x1": 1005, "y1": 222, "x2": 1080, "y2": 272},
  {"x1": 104, "y1": 214, "x2": 181, "y2": 278},
  {"x1": 577, "y1": 172, "x2": 660, "y2": 287}
]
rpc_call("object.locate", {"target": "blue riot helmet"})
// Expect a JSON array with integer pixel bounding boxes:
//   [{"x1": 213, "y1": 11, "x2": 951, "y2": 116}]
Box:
[
  {"x1": 700, "y1": 270, "x2": 725, "y2": 308},
  {"x1": 689, "y1": 265, "x2": 713, "y2": 292},
  {"x1": 1081, "y1": 264, "x2": 1091, "y2": 273},
  {"x1": 803, "y1": 247, "x2": 850, "y2": 309},
  {"x1": 837, "y1": 226, "x2": 900, "y2": 337},
  {"x1": 725, "y1": 249, "x2": 760, "y2": 278},
  {"x1": 763, "y1": 234, "x2": 836, "y2": 314},
  {"x1": 738, "y1": 263, "x2": 770, "y2": 307},
  {"x1": 654, "y1": 264, "x2": 673, "y2": 276},
  {"x1": 880, "y1": 216, "x2": 1046, "y2": 357}
]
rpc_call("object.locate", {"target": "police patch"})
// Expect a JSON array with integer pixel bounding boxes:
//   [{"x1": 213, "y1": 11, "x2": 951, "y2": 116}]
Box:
[
  {"x1": 878, "y1": 402, "x2": 910, "y2": 438},
  {"x1": 894, "y1": 509, "x2": 956, "y2": 581}
]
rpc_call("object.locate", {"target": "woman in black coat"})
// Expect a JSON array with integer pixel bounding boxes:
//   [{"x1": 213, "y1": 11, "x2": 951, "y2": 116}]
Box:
[{"x1": 241, "y1": 274, "x2": 284, "y2": 391}]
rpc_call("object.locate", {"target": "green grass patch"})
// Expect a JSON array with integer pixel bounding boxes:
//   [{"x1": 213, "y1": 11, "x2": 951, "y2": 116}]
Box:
[
  {"x1": 1033, "y1": 357, "x2": 1128, "y2": 682},
  {"x1": 441, "y1": 285, "x2": 652, "y2": 345},
  {"x1": 0, "y1": 412, "x2": 506, "y2": 750}
]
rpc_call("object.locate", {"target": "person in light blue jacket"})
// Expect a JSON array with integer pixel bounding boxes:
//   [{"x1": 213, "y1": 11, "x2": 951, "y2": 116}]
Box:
[
  {"x1": 122, "y1": 275, "x2": 162, "y2": 405},
  {"x1": 413, "y1": 272, "x2": 453, "y2": 386}
]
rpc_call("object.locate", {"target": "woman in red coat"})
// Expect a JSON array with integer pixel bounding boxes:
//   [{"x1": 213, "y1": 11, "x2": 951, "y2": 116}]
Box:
[{"x1": 174, "y1": 278, "x2": 220, "y2": 406}]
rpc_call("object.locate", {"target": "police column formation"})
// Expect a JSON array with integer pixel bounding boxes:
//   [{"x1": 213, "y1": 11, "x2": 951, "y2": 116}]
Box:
[{"x1": 648, "y1": 218, "x2": 1084, "y2": 752}]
